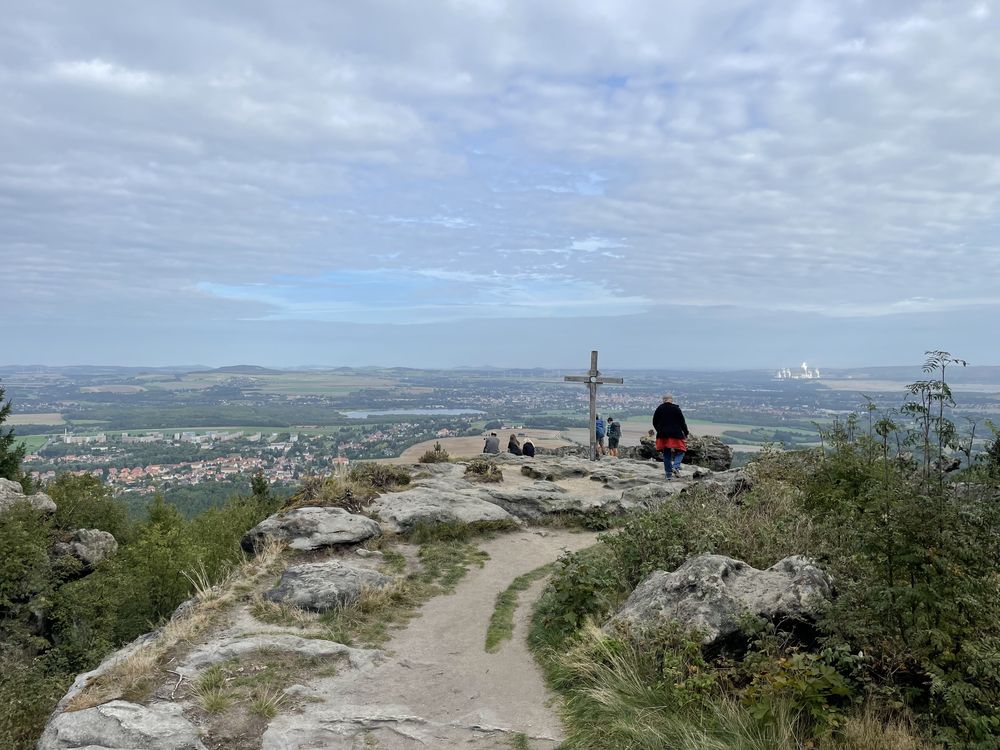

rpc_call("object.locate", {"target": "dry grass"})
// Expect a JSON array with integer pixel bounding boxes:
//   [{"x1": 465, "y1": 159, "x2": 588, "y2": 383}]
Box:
[
  {"x1": 66, "y1": 539, "x2": 287, "y2": 711},
  {"x1": 249, "y1": 596, "x2": 321, "y2": 629}
]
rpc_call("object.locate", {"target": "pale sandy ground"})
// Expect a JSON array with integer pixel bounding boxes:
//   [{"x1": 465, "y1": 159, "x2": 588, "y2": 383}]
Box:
[
  {"x1": 6, "y1": 412, "x2": 65, "y2": 425},
  {"x1": 384, "y1": 429, "x2": 576, "y2": 464},
  {"x1": 263, "y1": 528, "x2": 598, "y2": 749}
]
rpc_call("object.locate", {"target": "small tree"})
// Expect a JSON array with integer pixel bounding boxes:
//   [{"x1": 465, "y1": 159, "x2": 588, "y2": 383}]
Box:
[{"x1": 0, "y1": 382, "x2": 26, "y2": 482}]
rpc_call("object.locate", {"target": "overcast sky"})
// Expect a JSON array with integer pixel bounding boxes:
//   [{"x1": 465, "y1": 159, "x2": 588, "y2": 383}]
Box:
[{"x1": 2, "y1": 1, "x2": 998, "y2": 369}]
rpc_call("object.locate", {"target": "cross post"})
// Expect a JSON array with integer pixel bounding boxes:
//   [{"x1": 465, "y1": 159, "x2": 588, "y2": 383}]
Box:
[{"x1": 563, "y1": 350, "x2": 623, "y2": 460}]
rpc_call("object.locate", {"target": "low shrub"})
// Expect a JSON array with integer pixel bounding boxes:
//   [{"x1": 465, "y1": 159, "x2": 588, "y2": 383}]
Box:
[
  {"x1": 347, "y1": 462, "x2": 411, "y2": 489},
  {"x1": 418, "y1": 441, "x2": 450, "y2": 463},
  {"x1": 463, "y1": 458, "x2": 503, "y2": 483}
]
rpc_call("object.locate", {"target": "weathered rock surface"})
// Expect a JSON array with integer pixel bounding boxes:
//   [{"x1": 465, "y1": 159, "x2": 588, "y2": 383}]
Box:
[
  {"x1": 241, "y1": 506, "x2": 381, "y2": 552},
  {"x1": 486, "y1": 485, "x2": 627, "y2": 521},
  {"x1": 695, "y1": 468, "x2": 753, "y2": 501},
  {"x1": 519, "y1": 458, "x2": 591, "y2": 481},
  {"x1": 177, "y1": 634, "x2": 379, "y2": 678},
  {"x1": 610, "y1": 554, "x2": 833, "y2": 646},
  {"x1": 54, "y1": 528, "x2": 119, "y2": 568},
  {"x1": 369, "y1": 483, "x2": 519, "y2": 533},
  {"x1": 266, "y1": 560, "x2": 393, "y2": 612},
  {"x1": 0, "y1": 476, "x2": 57, "y2": 513},
  {"x1": 618, "y1": 435, "x2": 733, "y2": 471},
  {"x1": 38, "y1": 700, "x2": 206, "y2": 750}
]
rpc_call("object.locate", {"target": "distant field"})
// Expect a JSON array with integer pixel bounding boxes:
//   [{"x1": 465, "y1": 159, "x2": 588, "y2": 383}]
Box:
[
  {"x1": 17, "y1": 435, "x2": 50, "y2": 453},
  {"x1": 135, "y1": 371, "x2": 402, "y2": 396},
  {"x1": 81, "y1": 385, "x2": 146, "y2": 393},
  {"x1": 7, "y1": 412, "x2": 65, "y2": 425},
  {"x1": 822, "y1": 379, "x2": 1000, "y2": 394}
]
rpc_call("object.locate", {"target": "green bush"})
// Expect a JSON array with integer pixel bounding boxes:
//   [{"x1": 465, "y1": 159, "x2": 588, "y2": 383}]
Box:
[
  {"x1": 418, "y1": 441, "x2": 450, "y2": 463},
  {"x1": 47, "y1": 473, "x2": 132, "y2": 541}
]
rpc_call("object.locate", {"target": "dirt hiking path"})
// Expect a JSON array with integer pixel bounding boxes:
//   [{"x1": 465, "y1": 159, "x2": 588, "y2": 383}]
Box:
[{"x1": 262, "y1": 528, "x2": 596, "y2": 749}]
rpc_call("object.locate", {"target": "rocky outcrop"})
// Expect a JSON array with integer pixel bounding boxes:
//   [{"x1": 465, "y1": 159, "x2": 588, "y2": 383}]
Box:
[
  {"x1": 520, "y1": 458, "x2": 591, "y2": 481},
  {"x1": 368, "y1": 483, "x2": 519, "y2": 533},
  {"x1": 486, "y1": 485, "x2": 628, "y2": 521},
  {"x1": 619, "y1": 435, "x2": 733, "y2": 471},
  {"x1": 695, "y1": 467, "x2": 753, "y2": 501},
  {"x1": 241, "y1": 506, "x2": 381, "y2": 552},
  {"x1": 176, "y1": 634, "x2": 379, "y2": 678},
  {"x1": 266, "y1": 561, "x2": 393, "y2": 611},
  {"x1": 38, "y1": 700, "x2": 206, "y2": 750},
  {"x1": 0, "y1": 476, "x2": 57, "y2": 513},
  {"x1": 53, "y1": 528, "x2": 118, "y2": 568},
  {"x1": 609, "y1": 554, "x2": 833, "y2": 646}
]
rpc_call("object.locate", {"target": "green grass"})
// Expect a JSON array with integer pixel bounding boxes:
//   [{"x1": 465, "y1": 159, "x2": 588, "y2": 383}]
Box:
[
  {"x1": 486, "y1": 563, "x2": 554, "y2": 652},
  {"x1": 508, "y1": 732, "x2": 533, "y2": 749},
  {"x1": 15, "y1": 435, "x2": 50, "y2": 453},
  {"x1": 406, "y1": 519, "x2": 520, "y2": 544}
]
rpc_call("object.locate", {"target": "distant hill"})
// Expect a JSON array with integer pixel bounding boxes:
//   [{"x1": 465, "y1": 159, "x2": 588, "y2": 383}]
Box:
[{"x1": 195, "y1": 365, "x2": 286, "y2": 375}]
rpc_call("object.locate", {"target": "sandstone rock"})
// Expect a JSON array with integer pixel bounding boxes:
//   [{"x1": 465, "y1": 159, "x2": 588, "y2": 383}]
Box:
[
  {"x1": 0, "y1": 476, "x2": 57, "y2": 513},
  {"x1": 241, "y1": 506, "x2": 381, "y2": 553},
  {"x1": 683, "y1": 436, "x2": 734, "y2": 471},
  {"x1": 54, "y1": 529, "x2": 119, "y2": 568},
  {"x1": 619, "y1": 435, "x2": 733, "y2": 471},
  {"x1": 485, "y1": 485, "x2": 627, "y2": 521},
  {"x1": 519, "y1": 457, "x2": 591, "y2": 481},
  {"x1": 266, "y1": 560, "x2": 393, "y2": 611},
  {"x1": 177, "y1": 634, "x2": 379, "y2": 677},
  {"x1": 695, "y1": 468, "x2": 752, "y2": 501},
  {"x1": 37, "y1": 700, "x2": 206, "y2": 750},
  {"x1": 609, "y1": 554, "x2": 833, "y2": 646},
  {"x1": 368, "y1": 484, "x2": 518, "y2": 533}
]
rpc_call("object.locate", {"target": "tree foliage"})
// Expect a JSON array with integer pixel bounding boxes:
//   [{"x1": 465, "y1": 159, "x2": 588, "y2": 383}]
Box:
[{"x1": 0, "y1": 382, "x2": 26, "y2": 482}]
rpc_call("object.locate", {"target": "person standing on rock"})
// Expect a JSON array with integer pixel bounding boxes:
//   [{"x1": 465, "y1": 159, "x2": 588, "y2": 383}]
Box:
[
  {"x1": 595, "y1": 414, "x2": 606, "y2": 456},
  {"x1": 653, "y1": 394, "x2": 689, "y2": 479},
  {"x1": 607, "y1": 417, "x2": 621, "y2": 457},
  {"x1": 483, "y1": 432, "x2": 500, "y2": 454},
  {"x1": 507, "y1": 433, "x2": 523, "y2": 456}
]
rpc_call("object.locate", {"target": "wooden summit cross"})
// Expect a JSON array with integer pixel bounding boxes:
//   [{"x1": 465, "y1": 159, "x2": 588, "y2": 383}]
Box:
[{"x1": 564, "y1": 350, "x2": 623, "y2": 461}]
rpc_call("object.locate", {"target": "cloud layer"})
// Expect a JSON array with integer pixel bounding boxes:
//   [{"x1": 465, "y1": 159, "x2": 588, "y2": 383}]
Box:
[{"x1": 2, "y1": 1, "x2": 999, "y2": 365}]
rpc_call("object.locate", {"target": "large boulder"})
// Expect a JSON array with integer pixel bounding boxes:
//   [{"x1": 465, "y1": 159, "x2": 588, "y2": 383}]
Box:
[
  {"x1": 266, "y1": 560, "x2": 393, "y2": 612},
  {"x1": 368, "y1": 483, "x2": 518, "y2": 533},
  {"x1": 609, "y1": 554, "x2": 833, "y2": 647},
  {"x1": 54, "y1": 528, "x2": 119, "y2": 568},
  {"x1": 485, "y1": 484, "x2": 628, "y2": 521},
  {"x1": 38, "y1": 700, "x2": 206, "y2": 750},
  {"x1": 241, "y1": 506, "x2": 381, "y2": 553},
  {"x1": 619, "y1": 435, "x2": 733, "y2": 471},
  {"x1": 0, "y1": 477, "x2": 56, "y2": 513},
  {"x1": 684, "y1": 435, "x2": 734, "y2": 471}
]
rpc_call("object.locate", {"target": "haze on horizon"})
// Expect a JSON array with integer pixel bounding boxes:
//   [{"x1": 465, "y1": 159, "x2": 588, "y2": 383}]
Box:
[{"x1": 2, "y1": 1, "x2": 999, "y2": 370}]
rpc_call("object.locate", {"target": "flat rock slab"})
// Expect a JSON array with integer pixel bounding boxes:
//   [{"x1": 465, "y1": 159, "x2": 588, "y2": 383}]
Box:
[
  {"x1": 610, "y1": 554, "x2": 834, "y2": 646},
  {"x1": 38, "y1": 700, "x2": 206, "y2": 750},
  {"x1": 177, "y1": 634, "x2": 379, "y2": 678},
  {"x1": 369, "y1": 484, "x2": 518, "y2": 533},
  {"x1": 0, "y1": 476, "x2": 57, "y2": 513},
  {"x1": 518, "y1": 457, "x2": 592, "y2": 481},
  {"x1": 266, "y1": 560, "x2": 394, "y2": 611},
  {"x1": 486, "y1": 485, "x2": 626, "y2": 520},
  {"x1": 241, "y1": 506, "x2": 381, "y2": 552}
]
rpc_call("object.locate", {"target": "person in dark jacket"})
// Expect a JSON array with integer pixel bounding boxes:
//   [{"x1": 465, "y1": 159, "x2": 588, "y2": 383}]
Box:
[
  {"x1": 652, "y1": 394, "x2": 689, "y2": 479},
  {"x1": 507, "y1": 433, "x2": 523, "y2": 456},
  {"x1": 521, "y1": 437, "x2": 535, "y2": 457},
  {"x1": 483, "y1": 432, "x2": 501, "y2": 454}
]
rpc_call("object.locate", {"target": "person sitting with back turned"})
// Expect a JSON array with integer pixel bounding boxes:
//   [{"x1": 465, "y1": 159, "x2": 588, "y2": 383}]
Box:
[
  {"x1": 507, "y1": 433, "x2": 523, "y2": 456},
  {"x1": 521, "y1": 436, "x2": 535, "y2": 457},
  {"x1": 638, "y1": 429, "x2": 659, "y2": 460},
  {"x1": 483, "y1": 432, "x2": 500, "y2": 454},
  {"x1": 652, "y1": 394, "x2": 689, "y2": 479}
]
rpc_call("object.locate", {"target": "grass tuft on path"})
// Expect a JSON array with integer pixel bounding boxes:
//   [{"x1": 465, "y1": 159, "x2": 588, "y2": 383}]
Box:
[{"x1": 485, "y1": 563, "x2": 555, "y2": 653}]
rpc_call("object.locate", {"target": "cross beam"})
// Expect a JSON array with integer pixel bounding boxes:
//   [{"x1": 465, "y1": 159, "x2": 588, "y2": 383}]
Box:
[{"x1": 564, "y1": 350, "x2": 623, "y2": 461}]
